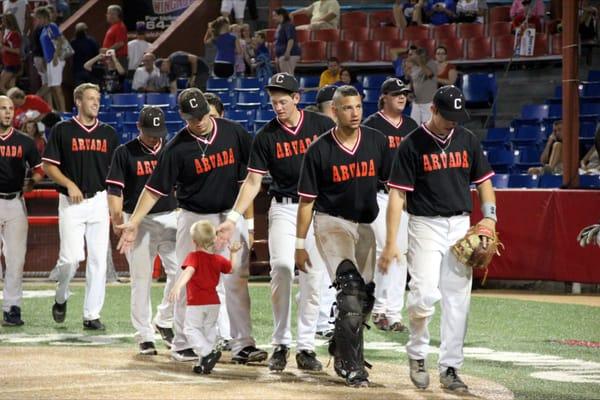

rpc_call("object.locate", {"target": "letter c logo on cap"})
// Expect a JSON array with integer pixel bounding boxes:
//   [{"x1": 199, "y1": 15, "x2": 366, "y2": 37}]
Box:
[
  {"x1": 189, "y1": 98, "x2": 198, "y2": 108},
  {"x1": 153, "y1": 116, "x2": 160, "y2": 127},
  {"x1": 396, "y1": 79, "x2": 402, "y2": 86},
  {"x1": 454, "y1": 98, "x2": 462, "y2": 110},
  {"x1": 274, "y1": 74, "x2": 285, "y2": 83}
]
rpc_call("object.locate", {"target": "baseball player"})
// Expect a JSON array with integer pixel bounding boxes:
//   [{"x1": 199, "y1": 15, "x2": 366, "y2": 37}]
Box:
[
  {"x1": 0, "y1": 96, "x2": 44, "y2": 326},
  {"x1": 169, "y1": 221, "x2": 241, "y2": 374},
  {"x1": 218, "y1": 73, "x2": 335, "y2": 372},
  {"x1": 117, "y1": 88, "x2": 267, "y2": 364},
  {"x1": 42, "y1": 83, "x2": 119, "y2": 330},
  {"x1": 295, "y1": 85, "x2": 392, "y2": 387},
  {"x1": 380, "y1": 85, "x2": 496, "y2": 392},
  {"x1": 106, "y1": 106, "x2": 178, "y2": 354},
  {"x1": 363, "y1": 78, "x2": 418, "y2": 332}
]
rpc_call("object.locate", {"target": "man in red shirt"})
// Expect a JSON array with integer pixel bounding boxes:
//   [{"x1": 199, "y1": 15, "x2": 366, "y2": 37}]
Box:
[
  {"x1": 102, "y1": 5, "x2": 128, "y2": 70},
  {"x1": 7, "y1": 87, "x2": 52, "y2": 129}
]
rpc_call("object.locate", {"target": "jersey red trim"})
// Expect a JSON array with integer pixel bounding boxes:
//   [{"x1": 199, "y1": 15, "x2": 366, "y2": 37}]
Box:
[
  {"x1": 33, "y1": 166, "x2": 45, "y2": 176},
  {"x1": 247, "y1": 167, "x2": 268, "y2": 175},
  {"x1": 41, "y1": 157, "x2": 60, "y2": 165},
  {"x1": 388, "y1": 182, "x2": 415, "y2": 192},
  {"x1": 298, "y1": 191, "x2": 317, "y2": 199},
  {"x1": 421, "y1": 123, "x2": 454, "y2": 145},
  {"x1": 137, "y1": 137, "x2": 162, "y2": 155},
  {"x1": 472, "y1": 171, "x2": 495, "y2": 184},
  {"x1": 144, "y1": 184, "x2": 167, "y2": 197},
  {"x1": 188, "y1": 117, "x2": 218, "y2": 145},
  {"x1": 332, "y1": 127, "x2": 361, "y2": 156},
  {"x1": 106, "y1": 179, "x2": 125, "y2": 188},
  {"x1": 277, "y1": 110, "x2": 304, "y2": 136},
  {"x1": 0, "y1": 127, "x2": 14, "y2": 141},
  {"x1": 72, "y1": 116, "x2": 99, "y2": 133},
  {"x1": 378, "y1": 111, "x2": 404, "y2": 129}
]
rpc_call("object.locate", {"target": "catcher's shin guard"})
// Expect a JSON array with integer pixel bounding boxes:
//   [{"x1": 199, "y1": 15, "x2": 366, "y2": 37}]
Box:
[{"x1": 328, "y1": 260, "x2": 374, "y2": 384}]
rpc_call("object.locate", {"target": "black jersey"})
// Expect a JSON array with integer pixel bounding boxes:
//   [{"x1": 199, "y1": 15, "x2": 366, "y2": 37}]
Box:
[
  {"x1": 363, "y1": 111, "x2": 418, "y2": 150},
  {"x1": 106, "y1": 137, "x2": 177, "y2": 214},
  {"x1": 247, "y1": 110, "x2": 335, "y2": 199},
  {"x1": 0, "y1": 128, "x2": 42, "y2": 193},
  {"x1": 298, "y1": 126, "x2": 392, "y2": 224},
  {"x1": 145, "y1": 117, "x2": 252, "y2": 214},
  {"x1": 42, "y1": 118, "x2": 119, "y2": 196},
  {"x1": 388, "y1": 124, "x2": 494, "y2": 217}
]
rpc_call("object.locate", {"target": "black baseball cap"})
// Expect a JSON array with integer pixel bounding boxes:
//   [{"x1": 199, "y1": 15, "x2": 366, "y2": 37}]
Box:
[
  {"x1": 178, "y1": 88, "x2": 210, "y2": 121},
  {"x1": 265, "y1": 72, "x2": 300, "y2": 93},
  {"x1": 138, "y1": 106, "x2": 167, "y2": 137},
  {"x1": 433, "y1": 85, "x2": 470, "y2": 123},
  {"x1": 381, "y1": 78, "x2": 411, "y2": 95},
  {"x1": 316, "y1": 85, "x2": 337, "y2": 104}
]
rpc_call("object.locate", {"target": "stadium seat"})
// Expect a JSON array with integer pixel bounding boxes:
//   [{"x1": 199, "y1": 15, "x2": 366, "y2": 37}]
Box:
[
  {"x1": 411, "y1": 38, "x2": 436, "y2": 58},
  {"x1": 300, "y1": 41, "x2": 326, "y2": 63},
  {"x1": 545, "y1": 19, "x2": 561, "y2": 34},
  {"x1": 432, "y1": 24, "x2": 457, "y2": 40},
  {"x1": 145, "y1": 93, "x2": 176, "y2": 109},
  {"x1": 514, "y1": 146, "x2": 542, "y2": 172},
  {"x1": 363, "y1": 75, "x2": 388, "y2": 90},
  {"x1": 482, "y1": 127, "x2": 511, "y2": 147},
  {"x1": 329, "y1": 41, "x2": 355, "y2": 63},
  {"x1": 458, "y1": 23, "x2": 485, "y2": 39},
  {"x1": 341, "y1": 11, "x2": 368, "y2": 29},
  {"x1": 382, "y1": 39, "x2": 409, "y2": 61},
  {"x1": 314, "y1": 29, "x2": 340, "y2": 42},
  {"x1": 356, "y1": 41, "x2": 382, "y2": 62},
  {"x1": 581, "y1": 102, "x2": 600, "y2": 117},
  {"x1": 300, "y1": 91, "x2": 318, "y2": 104},
  {"x1": 363, "y1": 89, "x2": 380, "y2": 103},
  {"x1": 490, "y1": 21, "x2": 512, "y2": 38},
  {"x1": 292, "y1": 13, "x2": 310, "y2": 27},
  {"x1": 550, "y1": 33, "x2": 562, "y2": 55},
  {"x1": 548, "y1": 104, "x2": 562, "y2": 120},
  {"x1": 363, "y1": 102, "x2": 378, "y2": 117},
  {"x1": 508, "y1": 174, "x2": 539, "y2": 188},
  {"x1": 256, "y1": 109, "x2": 275, "y2": 121},
  {"x1": 491, "y1": 173, "x2": 509, "y2": 188},
  {"x1": 538, "y1": 174, "x2": 563, "y2": 188},
  {"x1": 206, "y1": 78, "x2": 233, "y2": 92},
  {"x1": 494, "y1": 35, "x2": 516, "y2": 59},
  {"x1": 295, "y1": 29, "x2": 311, "y2": 44},
  {"x1": 342, "y1": 27, "x2": 370, "y2": 42},
  {"x1": 371, "y1": 26, "x2": 401, "y2": 41},
  {"x1": 579, "y1": 175, "x2": 600, "y2": 188},
  {"x1": 580, "y1": 121, "x2": 597, "y2": 145},
  {"x1": 583, "y1": 83, "x2": 600, "y2": 97},
  {"x1": 532, "y1": 34, "x2": 548, "y2": 56},
  {"x1": 264, "y1": 28, "x2": 276, "y2": 42},
  {"x1": 466, "y1": 37, "x2": 492, "y2": 59},
  {"x1": 403, "y1": 25, "x2": 430, "y2": 41},
  {"x1": 462, "y1": 73, "x2": 496, "y2": 107},
  {"x1": 164, "y1": 111, "x2": 179, "y2": 122},
  {"x1": 437, "y1": 38, "x2": 464, "y2": 60},
  {"x1": 299, "y1": 75, "x2": 320, "y2": 89},
  {"x1": 225, "y1": 109, "x2": 253, "y2": 130},
  {"x1": 235, "y1": 77, "x2": 262, "y2": 91},
  {"x1": 369, "y1": 10, "x2": 395, "y2": 28},
  {"x1": 217, "y1": 91, "x2": 234, "y2": 106},
  {"x1": 511, "y1": 125, "x2": 544, "y2": 146},
  {"x1": 518, "y1": 104, "x2": 550, "y2": 123},
  {"x1": 489, "y1": 5, "x2": 511, "y2": 23},
  {"x1": 588, "y1": 70, "x2": 600, "y2": 82},
  {"x1": 109, "y1": 93, "x2": 144, "y2": 111},
  {"x1": 485, "y1": 148, "x2": 515, "y2": 173},
  {"x1": 236, "y1": 91, "x2": 262, "y2": 108}
]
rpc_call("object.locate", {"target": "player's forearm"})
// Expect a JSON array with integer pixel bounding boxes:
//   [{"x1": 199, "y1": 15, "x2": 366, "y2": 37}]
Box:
[
  {"x1": 476, "y1": 180, "x2": 496, "y2": 222},
  {"x1": 43, "y1": 162, "x2": 77, "y2": 190},
  {"x1": 129, "y1": 188, "x2": 160, "y2": 225},
  {"x1": 232, "y1": 173, "x2": 262, "y2": 215},
  {"x1": 385, "y1": 188, "x2": 405, "y2": 246},
  {"x1": 107, "y1": 194, "x2": 124, "y2": 220},
  {"x1": 296, "y1": 199, "x2": 314, "y2": 239}
]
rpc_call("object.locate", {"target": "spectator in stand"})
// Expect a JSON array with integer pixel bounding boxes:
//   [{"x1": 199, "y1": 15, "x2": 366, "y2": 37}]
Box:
[
  {"x1": 23, "y1": 119, "x2": 46, "y2": 155},
  {"x1": 272, "y1": 8, "x2": 301, "y2": 76},
  {"x1": 579, "y1": 1, "x2": 598, "y2": 66},
  {"x1": 204, "y1": 16, "x2": 241, "y2": 79},
  {"x1": 247, "y1": 32, "x2": 272, "y2": 80},
  {"x1": 390, "y1": 44, "x2": 416, "y2": 83},
  {"x1": 434, "y1": 45, "x2": 458, "y2": 87},
  {"x1": 425, "y1": 0, "x2": 456, "y2": 25},
  {"x1": 83, "y1": 48, "x2": 126, "y2": 94},
  {"x1": 71, "y1": 22, "x2": 99, "y2": 86},
  {"x1": 156, "y1": 51, "x2": 210, "y2": 93},
  {"x1": 318, "y1": 57, "x2": 340, "y2": 88},
  {"x1": 315, "y1": 84, "x2": 336, "y2": 120},
  {"x1": 394, "y1": 0, "x2": 424, "y2": 28},
  {"x1": 221, "y1": 0, "x2": 246, "y2": 24},
  {"x1": 405, "y1": 47, "x2": 437, "y2": 125},
  {"x1": 527, "y1": 120, "x2": 563, "y2": 175},
  {"x1": 292, "y1": 0, "x2": 341, "y2": 31},
  {"x1": 240, "y1": 23, "x2": 253, "y2": 74},
  {"x1": 230, "y1": 24, "x2": 246, "y2": 76},
  {"x1": 510, "y1": 0, "x2": 545, "y2": 31},
  {"x1": 581, "y1": 145, "x2": 600, "y2": 174},
  {"x1": 334, "y1": 68, "x2": 363, "y2": 96},
  {"x1": 127, "y1": 22, "x2": 151, "y2": 77},
  {"x1": 132, "y1": 52, "x2": 168, "y2": 93},
  {"x1": 204, "y1": 92, "x2": 225, "y2": 118},
  {"x1": 103, "y1": 5, "x2": 128, "y2": 71},
  {"x1": 455, "y1": 0, "x2": 487, "y2": 23},
  {"x1": 0, "y1": 13, "x2": 22, "y2": 94},
  {"x1": 7, "y1": 87, "x2": 52, "y2": 129},
  {"x1": 2, "y1": 0, "x2": 30, "y2": 34},
  {"x1": 36, "y1": 6, "x2": 67, "y2": 112},
  {"x1": 31, "y1": 6, "x2": 51, "y2": 104}
]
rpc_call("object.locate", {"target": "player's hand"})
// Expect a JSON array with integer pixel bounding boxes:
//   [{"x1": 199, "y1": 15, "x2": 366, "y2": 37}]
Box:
[
  {"x1": 248, "y1": 231, "x2": 254, "y2": 249},
  {"x1": 52, "y1": 56, "x2": 59, "y2": 67},
  {"x1": 22, "y1": 180, "x2": 34, "y2": 193},
  {"x1": 229, "y1": 241, "x2": 242, "y2": 253},
  {"x1": 216, "y1": 219, "x2": 236, "y2": 251},
  {"x1": 67, "y1": 183, "x2": 83, "y2": 204},
  {"x1": 168, "y1": 286, "x2": 182, "y2": 303},
  {"x1": 294, "y1": 248, "x2": 312, "y2": 273},
  {"x1": 378, "y1": 243, "x2": 400, "y2": 274},
  {"x1": 116, "y1": 221, "x2": 139, "y2": 253},
  {"x1": 477, "y1": 218, "x2": 496, "y2": 249},
  {"x1": 111, "y1": 213, "x2": 124, "y2": 235}
]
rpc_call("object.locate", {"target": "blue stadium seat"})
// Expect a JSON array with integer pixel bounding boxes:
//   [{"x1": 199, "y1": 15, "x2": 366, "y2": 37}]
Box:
[
  {"x1": 581, "y1": 102, "x2": 600, "y2": 117},
  {"x1": 517, "y1": 104, "x2": 549, "y2": 123},
  {"x1": 462, "y1": 73, "x2": 496, "y2": 107},
  {"x1": 98, "y1": 111, "x2": 120, "y2": 130},
  {"x1": 145, "y1": 93, "x2": 176, "y2": 109},
  {"x1": 256, "y1": 109, "x2": 276, "y2": 121},
  {"x1": 583, "y1": 82, "x2": 600, "y2": 98},
  {"x1": 217, "y1": 91, "x2": 234, "y2": 107},
  {"x1": 299, "y1": 76, "x2": 320, "y2": 89},
  {"x1": 363, "y1": 89, "x2": 379, "y2": 103},
  {"x1": 362, "y1": 75, "x2": 388, "y2": 90},
  {"x1": 235, "y1": 77, "x2": 262, "y2": 91},
  {"x1": 508, "y1": 174, "x2": 539, "y2": 188},
  {"x1": 109, "y1": 93, "x2": 144, "y2": 111},
  {"x1": 225, "y1": 109, "x2": 254, "y2": 130},
  {"x1": 236, "y1": 91, "x2": 262, "y2": 108},
  {"x1": 588, "y1": 70, "x2": 600, "y2": 82},
  {"x1": 300, "y1": 91, "x2": 318, "y2": 104},
  {"x1": 579, "y1": 174, "x2": 600, "y2": 188},
  {"x1": 547, "y1": 103, "x2": 562, "y2": 120},
  {"x1": 254, "y1": 120, "x2": 268, "y2": 132},
  {"x1": 363, "y1": 102, "x2": 378, "y2": 117},
  {"x1": 514, "y1": 146, "x2": 541, "y2": 172},
  {"x1": 538, "y1": 174, "x2": 562, "y2": 188},
  {"x1": 510, "y1": 125, "x2": 544, "y2": 146},
  {"x1": 485, "y1": 148, "x2": 515, "y2": 173},
  {"x1": 122, "y1": 79, "x2": 132, "y2": 93},
  {"x1": 482, "y1": 127, "x2": 510, "y2": 147},
  {"x1": 166, "y1": 121, "x2": 184, "y2": 133},
  {"x1": 491, "y1": 173, "x2": 509, "y2": 188},
  {"x1": 206, "y1": 78, "x2": 233, "y2": 92},
  {"x1": 580, "y1": 121, "x2": 597, "y2": 145},
  {"x1": 164, "y1": 111, "x2": 180, "y2": 122}
]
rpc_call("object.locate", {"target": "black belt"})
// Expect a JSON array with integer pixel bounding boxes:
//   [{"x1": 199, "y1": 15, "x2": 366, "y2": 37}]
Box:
[
  {"x1": 437, "y1": 211, "x2": 468, "y2": 218},
  {"x1": 82, "y1": 192, "x2": 98, "y2": 199},
  {"x1": 378, "y1": 189, "x2": 388, "y2": 194},
  {"x1": 273, "y1": 195, "x2": 299, "y2": 204},
  {"x1": 0, "y1": 191, "x2": 21, "y2": 200}
]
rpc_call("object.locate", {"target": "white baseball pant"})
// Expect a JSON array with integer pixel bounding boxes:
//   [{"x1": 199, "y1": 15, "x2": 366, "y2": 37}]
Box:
[
  {"x1": 405, "y1": 214, "x2": 471, "y2": 371},
  {"x1": 0, "y1": 197, "x2": 28, "y2": 312},
  {"x1": 184, "y1": 304, "x2": 220, "y2": 358},
  {"x1": 216, "y1": 279, "x2": 232, "y2": 341},
  {"x1": 372, "y1": 192, "x2": 409, "y2": 324},
  {"x1": 410, "y1": 102, "x2": 433, "y2": 126},
  {"x1": 174, "y1": 209, "x2": 254, "y2": 356},
  {"x1": 268, "y1": 199, "x2": 323, "y2": 351},
  {"x1": 220, "y1": 0, "x2": 247, "y2": 17},
  {"x1": 124, "y1": 210, "x2": 178, "y2": 343},
  {"x1": 54, "y1": 191, "x2": 110, "y2": 321},
  {"x1": 313, "y1": 213, "x2": 376, "y2": 284}
]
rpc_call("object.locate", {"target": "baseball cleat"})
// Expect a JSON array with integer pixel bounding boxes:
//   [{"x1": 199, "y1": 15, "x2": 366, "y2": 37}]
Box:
[
  {"x1": 232, "y1": 345, "x2": 268, "y2": 364},
  {"x1": 372, "y1": 313, "x2": 388, "y2": 331},
  {"x1": 83, "y1": 319, "x2": 105, "y2": 330},
  {"x1": 315, "y1": 329, "x2": 334, "y2": 339},
  {"x1": 194, "y1": 350, "x2": 222, "y2": 374},
  {"x1": 268, "y1": 344, "x2": 289, "y2": 371},
  {"x1": 345, "y1": 370, "x2": 370, "y2": 388},
  {"x1": 388, "y1": 321, "x2": 406, "y2": 332},
  {"x1": 2, "y1": 306, "x2": 24, "y2": 326},
  {"x1": 409, "y1": 359, "x2": 430, "y2": 389},
  {"x1": 440, "y1": 367, "x2": 468, "y2": 392},
  {"x1": 153, "y1": 323, "x2": 174, "y2": 348},
  {"x1": 139, "y1": 341, "x2": 158, "y2": 355},
  {"x1": 52, "y1": 301, "x2": 67, "y2": 323},
  {"x1": 171, "y1": 348, "x2": 198, "y2": 362},
  {"x1": 296, "y1": 350, "x2": 323, "y2": 371}
]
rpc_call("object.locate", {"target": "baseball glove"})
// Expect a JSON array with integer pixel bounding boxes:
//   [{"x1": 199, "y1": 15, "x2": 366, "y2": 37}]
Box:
[
  {"x1": 577, "y1": 223, "x2": 600, "y2": 247},
  {"x1": 452, "y1": 224, "x2": 504, "y2": 274}
]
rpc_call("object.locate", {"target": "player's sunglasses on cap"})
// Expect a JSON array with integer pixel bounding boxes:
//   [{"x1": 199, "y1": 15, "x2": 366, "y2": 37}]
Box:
[
  {"x1": 316, "y1": 85, "x2": 337, "y2": 104},
  {"x1": 139, "y1": 106, "x2": 167, "y2": 137},
  {"x1": 178, "y1": 87, "x2": 210, "y2": 121},
  {"x1": 265, "y1": 72, "x2": 300, "y2": 93},
  {"x1": 381, "y1": 78, "x2": 411, "y2": 96},
  {"x1": 433, "y1": 85, "x2": 470, "y2": 123}
]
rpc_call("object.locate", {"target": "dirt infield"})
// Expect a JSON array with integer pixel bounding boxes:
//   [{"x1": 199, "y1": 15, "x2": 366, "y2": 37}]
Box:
[
  {"x1": 0, "y1": 347, "x2": 513, "y2": 400},
  {"x1": 472, "y1": 290, "x2": 600, "y2": 307}
]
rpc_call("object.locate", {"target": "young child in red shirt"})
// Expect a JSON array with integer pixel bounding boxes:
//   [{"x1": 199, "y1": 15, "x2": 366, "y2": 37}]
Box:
[{"x1": 169, "y1": 220, "x2": 240, "y2": 374}]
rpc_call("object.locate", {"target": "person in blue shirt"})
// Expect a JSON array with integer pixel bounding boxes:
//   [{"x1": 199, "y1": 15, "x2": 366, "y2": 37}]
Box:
[
  {"x1": 334, "y1": 68, "x2": 364, "y2": 97},
  {"x1": 70, "y1": 22, "x2": 99, "y2": 86},
  {"x1": 273, "y1": 8, "x2": 301, "y2": 75},
  {"x1": 204, "y1": 16, "x2": 241, "y2": 78},
  {"x1": 249, "y1": 32, "x2": 273, "y2": 80},
  {"x1": 425, "y1": 0, "x2": 456, "y2": 25}
]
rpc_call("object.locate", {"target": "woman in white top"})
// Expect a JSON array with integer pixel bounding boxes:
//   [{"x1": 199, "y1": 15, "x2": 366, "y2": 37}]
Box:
[{"x1": 456, "y1": 0, "x2": 487, "y2": 23}]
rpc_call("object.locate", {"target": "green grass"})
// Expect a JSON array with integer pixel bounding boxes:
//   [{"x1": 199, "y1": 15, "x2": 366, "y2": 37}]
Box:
[{"x1": 2, "y1": 282, "x2": 599, "y2": 400}]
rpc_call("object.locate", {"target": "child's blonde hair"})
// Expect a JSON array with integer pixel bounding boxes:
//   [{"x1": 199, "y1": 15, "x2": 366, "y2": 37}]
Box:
[{"x1": 189, "y1": 220, "x2": 216, "y2": 251}]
